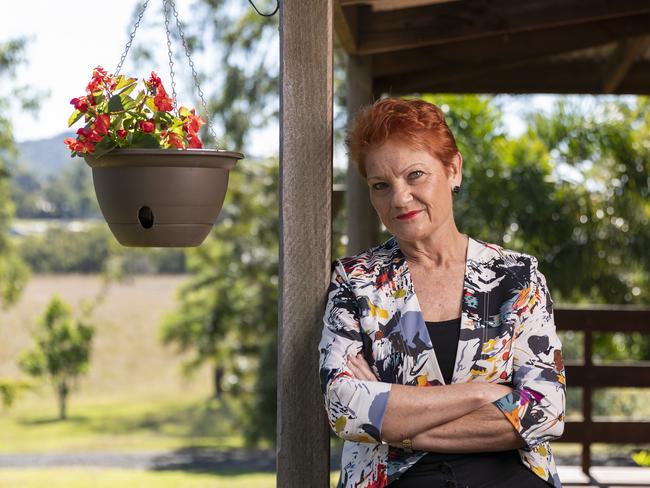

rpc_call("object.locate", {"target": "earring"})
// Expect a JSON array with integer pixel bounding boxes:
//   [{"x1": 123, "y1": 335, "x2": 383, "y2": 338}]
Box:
[{"x1": 452, "y1": 185, "x2": 461, "y2": 194}]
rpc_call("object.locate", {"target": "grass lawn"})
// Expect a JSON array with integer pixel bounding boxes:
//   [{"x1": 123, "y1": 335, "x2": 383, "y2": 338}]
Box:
[
  {"x1": 0, "y1": 275, "x2": 264, "y2": 453},
  {"x1": 0, "y1": 469, "x2": 343, "y2": 488},
  {"x1": 0, "y1": 391, "x2": 258, "y2": 453},
  {"x1": 0, "y1": 468, "x2": 278, "y2": 488}
]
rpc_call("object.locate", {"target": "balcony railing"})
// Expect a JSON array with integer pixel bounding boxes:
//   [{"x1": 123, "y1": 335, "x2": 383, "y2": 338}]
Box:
[{"x1": 554, "y1": 306, "x2": 650, "y2": 475}]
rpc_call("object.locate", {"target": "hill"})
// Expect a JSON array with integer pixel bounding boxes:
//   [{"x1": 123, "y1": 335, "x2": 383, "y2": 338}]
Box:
[{"x1": 16, "y1": 131, "x2": 76, "y2": 179}]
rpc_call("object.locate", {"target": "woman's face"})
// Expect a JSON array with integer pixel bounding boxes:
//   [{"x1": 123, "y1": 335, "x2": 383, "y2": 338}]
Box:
[{"x1": 365, "y1": 139, "x2": 461, "y2": 244}]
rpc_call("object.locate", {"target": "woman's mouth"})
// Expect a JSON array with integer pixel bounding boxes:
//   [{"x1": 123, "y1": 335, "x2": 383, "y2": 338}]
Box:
[{"x1": 396, "y1": 210, "x2": 422, "y2": 220}]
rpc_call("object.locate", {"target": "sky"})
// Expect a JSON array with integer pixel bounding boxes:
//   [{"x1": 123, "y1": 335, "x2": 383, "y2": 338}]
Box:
[{"x1": 1, "y1": 0, "x2": 556, "y2": 164}]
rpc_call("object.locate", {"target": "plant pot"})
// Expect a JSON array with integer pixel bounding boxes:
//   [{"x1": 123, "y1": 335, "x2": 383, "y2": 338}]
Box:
[{"x1": 84, "y1": 148, "x2": 244, "y2": 247}]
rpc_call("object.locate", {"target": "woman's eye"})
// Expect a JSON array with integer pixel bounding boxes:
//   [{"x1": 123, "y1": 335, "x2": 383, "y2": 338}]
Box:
[
  {"x1": 372, "y1": 182, "x2": 388, "y2": 190},
  {"x1": 409, "y1": 170, "x2": 424, "y2": 179}
]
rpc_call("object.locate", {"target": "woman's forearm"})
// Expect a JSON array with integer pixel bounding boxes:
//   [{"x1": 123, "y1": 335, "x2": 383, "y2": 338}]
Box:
[
  {"x1": 389, "y1": 403, "x2": 525, "y2": 452},
  {"x1": 380, "y1": 381, "x2": 512, "y2": 443}
]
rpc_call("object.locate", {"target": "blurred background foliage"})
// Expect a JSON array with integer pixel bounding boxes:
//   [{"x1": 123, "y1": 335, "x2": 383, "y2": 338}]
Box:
[{"x1": 0, "y1": 0, "x2": 648, "y2": 468}]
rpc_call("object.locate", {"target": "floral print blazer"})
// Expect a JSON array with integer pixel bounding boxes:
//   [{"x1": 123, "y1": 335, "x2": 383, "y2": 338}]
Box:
[{"x1": 318, "y1": 235, "x2": 566, "y2": 487}]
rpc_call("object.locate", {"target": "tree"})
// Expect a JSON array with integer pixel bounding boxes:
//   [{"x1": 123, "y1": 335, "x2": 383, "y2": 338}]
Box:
[
  {"x1": 160, "y1": 158, "x2": 278, "y2": 405},
  {"x1": 0, "y1": 39, "x2": 31, "y2": 309},
  {"x1": 18, "y1": 295, "x2": 94, "y2": 420}
]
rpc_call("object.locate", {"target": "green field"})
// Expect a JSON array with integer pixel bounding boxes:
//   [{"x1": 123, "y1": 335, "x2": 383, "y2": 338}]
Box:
[
  {"x1": 0, "y1": 274, "x2": 209, "y2": 401},
  {"x1": 0, "y1": 469, "x2": 278, "y2": 488},
  {"x1": 0, "y1": 274, "x2": 277, "y2": 484}
]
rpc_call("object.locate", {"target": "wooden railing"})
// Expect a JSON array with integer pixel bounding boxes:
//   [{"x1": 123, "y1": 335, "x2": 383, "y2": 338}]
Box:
[{"x1": 554, "y1": 306, "x2": 650, "y2": 474}]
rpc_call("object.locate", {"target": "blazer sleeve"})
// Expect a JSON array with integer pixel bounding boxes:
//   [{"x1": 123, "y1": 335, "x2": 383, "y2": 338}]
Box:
[
  {"x1": 492, "y1": 256, "x2": 567, "y2": 450},
  {"x1": 318, "y1": 259, "x2": 393, "y2": 444}
]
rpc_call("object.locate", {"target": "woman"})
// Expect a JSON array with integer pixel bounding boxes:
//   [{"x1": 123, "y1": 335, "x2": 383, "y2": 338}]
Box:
[{"x1": 318, "y1": 98, "x2": 566, "y2": 488}]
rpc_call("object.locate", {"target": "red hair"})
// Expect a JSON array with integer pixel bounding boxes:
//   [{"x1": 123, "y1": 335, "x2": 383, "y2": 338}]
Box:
[{"x1": 345, "y1": 97, "x2": 459, "y2": 178}]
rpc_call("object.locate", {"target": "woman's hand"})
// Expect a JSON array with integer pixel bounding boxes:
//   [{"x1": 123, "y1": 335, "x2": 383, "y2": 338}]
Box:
[{"x1": 346, "y1": 352, "x2": 380, "y2": 381}]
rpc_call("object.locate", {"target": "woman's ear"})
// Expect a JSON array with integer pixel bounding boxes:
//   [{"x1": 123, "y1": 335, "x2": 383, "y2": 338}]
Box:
[{"x1": 448, "y1": 151, "x2": 463, "y2": 187}]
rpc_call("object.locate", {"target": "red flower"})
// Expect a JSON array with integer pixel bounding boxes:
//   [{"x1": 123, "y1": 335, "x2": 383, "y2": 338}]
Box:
[
  {"x1": 80, "y1": 139, "x2": 96, "y2": 154},
  {"x1": 77, "y1": 127, "x2": 103, "y2": 143},
  {"x1": 162, "y1": 130, "x2": 185, "y2": 149},
  {"x1": 188, "y1": 133, "x2": 202, "y2": 149},
  {"x1": 154, "y1": 88, "x2": 174, "y2": 112},
  {"x1": 183, "y1": 110, "x2": 205, "y2": 137},
  {"x1": 117, "y1": 129, "x2": 127, "y2": 138},
  {"x1": 147, "y1": 72, "x2": 162, "y2": 88},
  {"x1": 147, "y1": 74, "x2": 174, "y2": 112},
  {"x1": 95, "y1": 114, "x2": 110, "y2": 135},
  {"x1": 166, "y1": 132, "x2": 185, "y2": 149},
  {"x1": 140, "y1": 119, "x2": 155, "y2": 133},
  {"x1": 70, "y1": 96, "x2": 89, "y2": 113},
  {"x1": 65, "y1": 136, "x2": 95, "y2": 154},
  {"x1": 64, "y1": 137, "x2": 79, "y2": 151},
  {"x1": 85, "y1": 66, "x2": 117, "y2": 94}
]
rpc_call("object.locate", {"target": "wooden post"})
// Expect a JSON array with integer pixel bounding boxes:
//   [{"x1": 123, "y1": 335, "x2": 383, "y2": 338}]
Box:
[
  {"x1": 582, "y1": 329, "x2": 593, "y2": 475},
  {"x1": 278, "y1": 1, "x2": 333, "y2": 487},
  {"x1": 346, "y1": 55, "x2": 380, "y2": 255}
]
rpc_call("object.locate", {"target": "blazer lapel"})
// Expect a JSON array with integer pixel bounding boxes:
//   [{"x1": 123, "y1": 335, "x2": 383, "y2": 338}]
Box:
[{"x1": 387, "y1": 236, "x2": 492, "y2": 386}]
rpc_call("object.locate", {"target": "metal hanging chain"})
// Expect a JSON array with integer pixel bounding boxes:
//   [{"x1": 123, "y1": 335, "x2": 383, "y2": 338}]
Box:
[
  {"x1": 248, "y1": 0, "x2": 279, "y2": 17},
  {"x1": 162, "y1": 0, "x2": 178, "y2": 115},
  {"x1": 113, "y1": 0, "x2": 220, "y2": 146},
  {"x1": 169, "y1": 0, "x2": 219, "y2": 144},
  {"x1": 114, "y1": 0, "x2": 151, "y2": 77}
]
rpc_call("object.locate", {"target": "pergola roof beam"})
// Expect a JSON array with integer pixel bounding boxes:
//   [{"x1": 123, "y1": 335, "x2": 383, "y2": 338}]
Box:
[
  {"x1": 340, "y1": 0, "x2": 650, "y2": 55},
  {"x1": 377, "y1": 60, "x2": 650, "y2": 95},
  {"x1": 602, "y1": 35, "x2": 650, "y2": 93},
  {"x1": 372, "y1": 12, "x2": 650, "y2": 80}
]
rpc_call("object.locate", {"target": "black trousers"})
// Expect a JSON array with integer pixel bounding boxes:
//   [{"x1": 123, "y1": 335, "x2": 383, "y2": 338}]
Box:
[{"x1": 389, "y1": 450, "x2": 554, "y2": 488}]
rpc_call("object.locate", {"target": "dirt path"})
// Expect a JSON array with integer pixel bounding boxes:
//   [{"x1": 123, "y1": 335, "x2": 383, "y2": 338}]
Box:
[{"x1": 0, "y1": 447, "x2": 283, "y2": 471}]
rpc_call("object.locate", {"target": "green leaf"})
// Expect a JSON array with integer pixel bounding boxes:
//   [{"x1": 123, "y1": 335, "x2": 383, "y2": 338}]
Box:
[
  {"x1": 107, "y1": 94, "x2": 136, "y2": 113},
  {"x1": 67, "y1": 110, "x2": 83, "y2": 127},
  {"x1": 134, "y1": 90, "x2": 145, "y2": 107},
  {"x1": 117, "y1": 84, "x2": 137, "y2": 99},
  {"x1": 108, "y1": 95, "x2": 124, "y2": 112},
  {"x1": 114, "y1": 76, "x2": 137, "y2": 94},
  {"x1": 92, "y1": 137, "x2": 117, "y2": 158},
  {"x1": 130, "y1": 133, "x2": 160, "y2": 149},
  {"x1": 145, "y1": 96, "x2": 157, "y2": 113},
  {"x1": 120, "y1": 95, "x2": 136, "y2": 111}
]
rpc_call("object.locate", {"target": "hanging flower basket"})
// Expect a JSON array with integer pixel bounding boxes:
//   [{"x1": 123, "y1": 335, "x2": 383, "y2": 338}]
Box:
[
  {"x1": 65, "y1": 67, "x2": 243, "y2": 247},
  {"x1": 83, "y1": 148, "x2": 242, "y2": 247},
  {"x1": 63, "y1": 0, "x2": 250, "y2": 247}
]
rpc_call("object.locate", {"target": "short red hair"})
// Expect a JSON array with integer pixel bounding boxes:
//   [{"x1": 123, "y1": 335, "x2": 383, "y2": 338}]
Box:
[{"x1": 345, "y1": 97, "x2": 459, "y2": 178}]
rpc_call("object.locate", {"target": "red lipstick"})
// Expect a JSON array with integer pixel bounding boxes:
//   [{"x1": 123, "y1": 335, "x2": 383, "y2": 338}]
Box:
[{"x1": 397, "y1": 210, "x2": 421, "y2": 220}]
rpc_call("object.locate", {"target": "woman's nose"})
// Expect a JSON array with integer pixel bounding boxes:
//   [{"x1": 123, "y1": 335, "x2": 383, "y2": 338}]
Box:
[{"x1": 392, "y1": 184, "x2": 414, "y2": 207}]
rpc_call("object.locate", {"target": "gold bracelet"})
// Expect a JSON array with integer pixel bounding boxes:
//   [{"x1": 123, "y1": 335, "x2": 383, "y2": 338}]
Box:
[{"x1": 401, "y1": 437, "x2": 413, "y2": 451}]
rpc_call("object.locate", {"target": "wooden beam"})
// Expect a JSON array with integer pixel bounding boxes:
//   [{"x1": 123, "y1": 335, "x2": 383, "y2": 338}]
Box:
[
  {"x1": 278, "y1": 1, "x2": 333, "y2": 487},
  {"x1": 334, "y1": 2, "x2": 358, "y2": 54},
  {"x1": 555, "y1": 307, "x2": 650, "y2": 332},
  {"x1": 560, "y1": 422, "x2": 650, "y2": 444},
  {"x1": 339, "y1": 0, "x2": 458, "y2": 10},
  {"x1": 354, "y1": 0, "x2": 650, "y2": 55},
  {"x1": 372, "y1": 12, "x2": 650, "y2": 78},
  {"x1": 374, "y1": 60, "x2": 650, "y2": 96},
  {"x1": 565, "y1": 363, "x2": 650, "y2": 388},
  {"x1": 603, "y1": 35, "x2": 650, "y2": 93},
  {"x1": 346, "y1": 55, "x2": 380, "y2": 254}
]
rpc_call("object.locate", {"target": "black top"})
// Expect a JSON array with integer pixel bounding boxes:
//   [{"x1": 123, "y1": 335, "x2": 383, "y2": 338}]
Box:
[
  {"x1": 425, "y1": 316, "x2": 461, "y2": 385},
  {"x1": 390, "y1": 317, "x2": 551, "y2": 487}
]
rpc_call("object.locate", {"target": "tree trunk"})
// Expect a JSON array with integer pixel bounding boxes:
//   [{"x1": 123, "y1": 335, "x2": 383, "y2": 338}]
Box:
[
  {"x1": 213, "y1": 366, "x2": 224, "y2": 399},
  {"x1": 57, "y1": 381, "x2": 69, "y2": 420}
]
